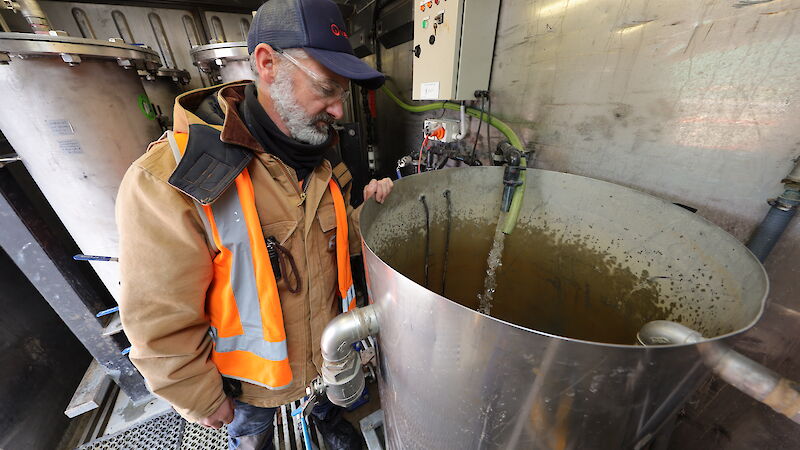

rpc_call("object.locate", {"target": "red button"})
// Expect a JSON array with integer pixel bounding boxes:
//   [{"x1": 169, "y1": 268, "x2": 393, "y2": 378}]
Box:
[
  {"x1": 420, "y1": 5, "x2": 425, "y2": 11},
  {"x1": 427, "y1": 1, "x2": 432, "y2": 7},
  {"x1": 435, "y1": 0, "x2": 440, "y2": 4}
]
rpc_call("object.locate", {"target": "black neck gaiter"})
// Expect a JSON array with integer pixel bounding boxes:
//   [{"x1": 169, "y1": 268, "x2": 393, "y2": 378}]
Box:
[{"x1": 241, "y1": 84, "x2": 333, "y2": 181}]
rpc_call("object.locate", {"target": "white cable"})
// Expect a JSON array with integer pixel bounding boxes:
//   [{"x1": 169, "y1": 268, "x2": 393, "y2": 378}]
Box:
[{"x1": 455, "y1": 102, "x2": 466, "y2": 140}]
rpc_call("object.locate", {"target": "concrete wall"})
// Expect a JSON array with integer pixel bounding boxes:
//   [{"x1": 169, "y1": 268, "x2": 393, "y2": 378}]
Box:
[{"x1": 370, "y1": 0, "x2": 800, "y2": 447}]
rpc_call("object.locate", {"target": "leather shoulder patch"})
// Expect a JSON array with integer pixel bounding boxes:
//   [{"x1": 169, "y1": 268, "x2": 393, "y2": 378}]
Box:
[
  {"x1": 168, "y1": 124, "x2": 252, "y2": 205},
  {"x1": 324, "y1": 147, "x2": 352, "y2": 188},
  {"x1": 332, "y1": 162, "x2": 352, "y2": 188}
]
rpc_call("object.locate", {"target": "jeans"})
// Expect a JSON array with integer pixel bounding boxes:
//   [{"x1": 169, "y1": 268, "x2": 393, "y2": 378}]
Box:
[{"x1": 227, "y1": 397, "x2": 337, "y2": 450}]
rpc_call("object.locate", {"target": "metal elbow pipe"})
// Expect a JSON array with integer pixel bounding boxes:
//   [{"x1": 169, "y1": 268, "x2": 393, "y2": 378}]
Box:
[
  {"x1": 320, "y1": 304, "x2": 380, "y2": 362},
  {"x1": 639, "y1": 320, "x2": 800, "y2": 424},
  {"x1": 637, "y1": 320, "x2": 704, "y2": 346},
  {"x1": 319, "y1": 304, "x2": 380, "y2": 407}
]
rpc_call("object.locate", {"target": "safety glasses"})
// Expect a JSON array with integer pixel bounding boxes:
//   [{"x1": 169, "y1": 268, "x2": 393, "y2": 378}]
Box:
[{"x1": 274, "y1": 48, "x2": 351, "y2": 104}]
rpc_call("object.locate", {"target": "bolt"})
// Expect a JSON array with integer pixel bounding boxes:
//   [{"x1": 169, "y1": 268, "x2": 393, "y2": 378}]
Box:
[
  {"x1": 60, "y1": 53, "x2": 81, "y2": 65},
  {"x1": 108, "y1": 37, "x2": 125, "y2": 43},
  {"x1": 348, "y1": 129, "x2": 356, "y2": 136},
  {"x1": 214, "y1": 58, "x2": 225, "y2": 67}
]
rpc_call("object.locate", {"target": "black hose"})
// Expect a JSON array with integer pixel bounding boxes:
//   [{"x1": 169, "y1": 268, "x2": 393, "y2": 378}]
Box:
[{"x1": 747, "y1": 200, "x2": 798, "y2": 262}]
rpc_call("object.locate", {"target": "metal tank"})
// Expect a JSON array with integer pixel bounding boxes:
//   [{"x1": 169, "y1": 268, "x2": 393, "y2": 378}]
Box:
[
  {"x1": 356, "y1": 167, "x2": 768, "y2": 449},
  {"x1": 139, "y1": 67, "x2": 191, "y2": 129},
  {"x1": 190, "y1": 41, "x2": 253, "y2": 84},
  {"x1": 0, "y1": 32, "x2": 163, "y2": 301}
]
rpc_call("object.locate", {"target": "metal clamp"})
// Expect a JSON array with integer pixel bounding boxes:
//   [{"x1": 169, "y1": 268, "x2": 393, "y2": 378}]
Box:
[{"x1": 767, "y1": 198, "x2": 798, "y2": 212}]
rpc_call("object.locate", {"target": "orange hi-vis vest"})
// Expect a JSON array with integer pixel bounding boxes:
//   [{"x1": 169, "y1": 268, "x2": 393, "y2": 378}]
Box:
[{"x1": 166, "y1": 129, "x2": 356, "y2": 390}]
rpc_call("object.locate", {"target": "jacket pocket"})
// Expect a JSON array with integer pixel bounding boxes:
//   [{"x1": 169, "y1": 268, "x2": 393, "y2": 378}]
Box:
[
  {"x1": 262, "y1": 220, "x2": 298, "y2": 245},
  {"x1": 317, "y1": 204, "x2": 337, "y2": 253},
  {"x1": 317, "y1": 204, "x2": 337, "y2": 233}
]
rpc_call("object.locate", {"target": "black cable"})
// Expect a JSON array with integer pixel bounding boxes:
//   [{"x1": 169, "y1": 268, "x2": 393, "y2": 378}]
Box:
[
  {"x1": 486, "y1": 93, "x2": 492, "y2": 155},
  {"x1": 470, "y1": 96, "x2": 486, "y2": 162},
  {"x1": 441, "y1": 189, "x2": 452, "y2": 296},
  {"x1": 420, "y1": 195, "x2": 430, "y2": 288}
]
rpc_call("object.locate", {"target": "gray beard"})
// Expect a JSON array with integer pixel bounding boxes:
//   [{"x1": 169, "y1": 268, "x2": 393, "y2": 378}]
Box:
[{"x1": 269, "y1": 73, "x2": 333, "y2": 145}]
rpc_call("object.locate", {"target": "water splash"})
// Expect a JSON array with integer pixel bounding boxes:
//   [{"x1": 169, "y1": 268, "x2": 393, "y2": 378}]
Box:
[{"x1": 478, "y1": 214, "x2": 507, "y2": 315}]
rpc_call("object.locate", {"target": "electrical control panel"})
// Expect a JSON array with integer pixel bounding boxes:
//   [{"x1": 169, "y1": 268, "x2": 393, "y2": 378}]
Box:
[{"x1": 412, "y1": 0, "x2": 500, "y2": 101}]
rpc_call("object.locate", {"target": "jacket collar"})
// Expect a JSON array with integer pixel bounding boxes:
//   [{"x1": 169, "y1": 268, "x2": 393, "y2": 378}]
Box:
[{"x1": 172, "y1": 81, "x2": 263, "y2": 153}]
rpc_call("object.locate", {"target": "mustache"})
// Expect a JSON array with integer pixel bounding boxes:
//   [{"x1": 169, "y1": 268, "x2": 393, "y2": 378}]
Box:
[{"x1": 310, "y1": 113, "x2": 335, "y2": 127}]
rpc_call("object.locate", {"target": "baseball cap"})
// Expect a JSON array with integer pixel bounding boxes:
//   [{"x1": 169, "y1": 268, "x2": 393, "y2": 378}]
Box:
[{"x1": 247, "y1": 0, "x2": 385, "y2": 90}]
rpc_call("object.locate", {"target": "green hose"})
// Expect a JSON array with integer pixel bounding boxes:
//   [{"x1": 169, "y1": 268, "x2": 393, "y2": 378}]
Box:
[
  {"x1": 379, "y1": 86, "x2": 523, "y2": 148},
  {"x1": 379, "y1": 86, "x2": 526, "y2": 234}
]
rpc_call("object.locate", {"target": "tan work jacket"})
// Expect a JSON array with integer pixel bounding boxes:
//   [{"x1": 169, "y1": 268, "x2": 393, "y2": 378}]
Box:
[{"x1": 116, "y1": 82, "x2": 361, "y2": 421}]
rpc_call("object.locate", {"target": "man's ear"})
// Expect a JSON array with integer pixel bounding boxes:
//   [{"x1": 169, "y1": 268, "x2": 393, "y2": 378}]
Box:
[{"x1": 253, "y1": 43, "x2": 278, "y2": 85}]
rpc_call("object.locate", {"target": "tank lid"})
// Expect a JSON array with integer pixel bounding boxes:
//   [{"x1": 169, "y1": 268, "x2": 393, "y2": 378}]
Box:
[
  {"x1": 0, "y1": 32, "x2": 161, "y2": 70},
  {"x1": 190, "y1": 41, "x2": 249, "y2": 69}
]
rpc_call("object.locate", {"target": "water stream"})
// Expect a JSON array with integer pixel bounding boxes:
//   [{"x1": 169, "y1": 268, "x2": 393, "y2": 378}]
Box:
[{"x1": 477, "y1": 213, "x2": 507, "y2": 315}]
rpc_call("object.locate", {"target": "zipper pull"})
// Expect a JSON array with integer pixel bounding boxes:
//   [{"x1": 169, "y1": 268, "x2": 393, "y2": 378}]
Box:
[{"x1": 297, "y1": 192, "x2": 307, "y2": 206}]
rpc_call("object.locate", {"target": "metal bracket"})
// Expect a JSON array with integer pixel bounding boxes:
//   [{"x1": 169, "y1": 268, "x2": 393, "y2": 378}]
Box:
[
  {"x1": 0, "y1": 171, "x2": 150, "y2": 403},
  {"x1": 60, "y1": 53, "x2": 81, "y2": 65}
]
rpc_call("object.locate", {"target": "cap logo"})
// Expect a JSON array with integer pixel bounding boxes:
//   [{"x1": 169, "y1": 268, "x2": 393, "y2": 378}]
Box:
[{"x1": 330, "y1": 23, "x2": 349, "y2": 38}]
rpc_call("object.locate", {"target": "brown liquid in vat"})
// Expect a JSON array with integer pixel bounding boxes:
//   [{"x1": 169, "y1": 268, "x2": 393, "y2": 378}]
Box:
[{"x1": 380, "y1": 221, "x2": 670, "y2": 345}]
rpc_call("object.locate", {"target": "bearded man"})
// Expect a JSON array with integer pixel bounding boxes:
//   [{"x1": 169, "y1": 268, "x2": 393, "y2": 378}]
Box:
[{"x1": 115, "y1": 1, "x2": 392, "y2": 448}]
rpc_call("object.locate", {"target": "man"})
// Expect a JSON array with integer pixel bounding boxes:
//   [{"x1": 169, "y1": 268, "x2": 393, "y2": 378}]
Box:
[{"x1": 116, "y1": 0, "x2": 392, "y2": 448}]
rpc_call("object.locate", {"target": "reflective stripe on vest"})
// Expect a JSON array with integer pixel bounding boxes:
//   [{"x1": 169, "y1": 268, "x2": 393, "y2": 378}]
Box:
[{"x1": 167, "y1": 130, "x2": 356, "y2": 391}]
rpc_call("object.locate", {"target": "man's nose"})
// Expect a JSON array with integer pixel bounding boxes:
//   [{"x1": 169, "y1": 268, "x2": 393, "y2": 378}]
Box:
[{"x1": 326, "y1": 100, "x2": 344, "y2": 120}]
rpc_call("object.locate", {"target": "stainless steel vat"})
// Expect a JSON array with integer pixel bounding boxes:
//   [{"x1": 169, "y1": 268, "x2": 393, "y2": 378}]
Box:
[
  {"x1": 190, "y1": 41, "x2": 253, "y2": 84},
  {"x1": 358, "y1": 167, "x2": 768, "y2": 449},
  {"x1": 0, "y1": 32, "x2": 163, "y2": 301},
  {"x1": 139, "y1": 67, "x2": 190, "y2": 128}
]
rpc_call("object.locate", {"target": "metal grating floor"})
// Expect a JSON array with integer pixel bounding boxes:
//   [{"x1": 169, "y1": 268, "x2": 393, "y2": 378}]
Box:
[
  {"x1": 77, "y1": 400, "x2": 325, "y2": 450},
  {"x1": 76, "y1": 339, "x2": 380, "y2": 449},
  {"x1": 77, "y1": 413, "x2": 186, "y2": 450}
]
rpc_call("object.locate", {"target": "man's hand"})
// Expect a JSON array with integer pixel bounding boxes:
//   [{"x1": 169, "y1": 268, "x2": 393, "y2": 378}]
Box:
[
  {"x1": 363, "y1": 178, "x2": 394, "y2": 204},
  {"x1": 199, "y1": 396, "x2": 235, "y2": 429}
]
